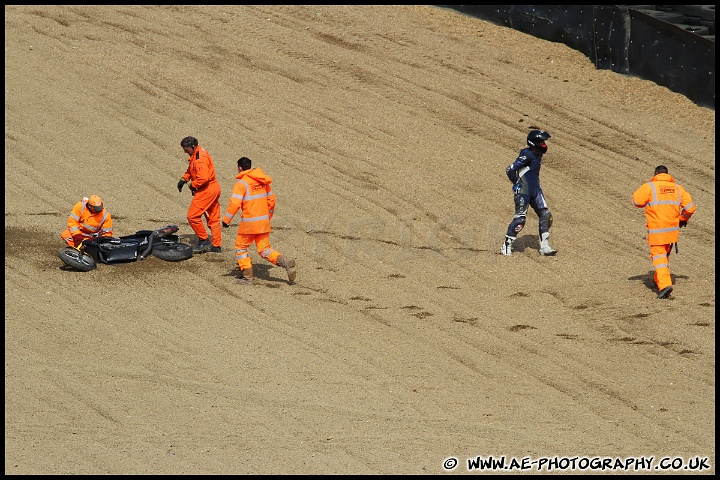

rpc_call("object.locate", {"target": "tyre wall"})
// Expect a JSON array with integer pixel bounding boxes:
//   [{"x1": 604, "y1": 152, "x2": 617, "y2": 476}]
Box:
[{"x1": 439, "y1": 5, "x2": 715, "y2": 109}]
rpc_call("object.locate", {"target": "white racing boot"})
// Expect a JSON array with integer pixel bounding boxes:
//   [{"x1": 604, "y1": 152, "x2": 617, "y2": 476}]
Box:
[
  {"x1": 539, "y1": 232, "x2": 557, "y2": 256},
  {"x1": 500, "y1": 235, "x2": 516, "y2": 256}
]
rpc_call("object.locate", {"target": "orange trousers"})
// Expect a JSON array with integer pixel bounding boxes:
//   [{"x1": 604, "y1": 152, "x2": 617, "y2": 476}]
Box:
[
  {"x1": 650, "y1": 243, "x2": 673, "y2": 291},
  {"x1": 187, "y1": 182, "x2": 222, "y2": 247},
  {"x1": 234, "y1": 232, "x2": 281, "y2": 271},
  {"x1": 60, "y1": 229, "x2": 111, "y2": 247}
]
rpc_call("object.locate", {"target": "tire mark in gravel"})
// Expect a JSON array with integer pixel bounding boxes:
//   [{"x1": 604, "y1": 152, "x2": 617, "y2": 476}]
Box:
[{"x1": 402, "y1": 309, "x2": 709, "y2": 450}]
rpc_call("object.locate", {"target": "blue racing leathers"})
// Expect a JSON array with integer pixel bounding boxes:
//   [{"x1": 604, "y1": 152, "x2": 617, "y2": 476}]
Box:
[{"x1": 505, "y1": 147, "x2": 553, "y2": 237}]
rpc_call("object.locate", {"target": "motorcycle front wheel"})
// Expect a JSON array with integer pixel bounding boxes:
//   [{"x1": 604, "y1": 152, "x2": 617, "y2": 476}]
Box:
[{"x1": 58, "y1": 247, "x2": 97, "y2": 271}]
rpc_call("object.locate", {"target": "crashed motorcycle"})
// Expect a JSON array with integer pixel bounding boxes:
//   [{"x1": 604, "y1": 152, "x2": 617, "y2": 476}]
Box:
[{"x1": 58, "y1": 224, "x2": 193, "y2": 272}]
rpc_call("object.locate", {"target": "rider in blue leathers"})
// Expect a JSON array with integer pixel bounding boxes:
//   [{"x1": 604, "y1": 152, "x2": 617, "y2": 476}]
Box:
[{"x1": 501, "y1": 129, "x2": 557, "y2": 256}]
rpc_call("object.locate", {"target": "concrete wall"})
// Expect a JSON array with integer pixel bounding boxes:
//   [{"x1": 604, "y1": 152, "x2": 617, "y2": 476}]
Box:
[{"x1": 439, "y1": 5, "x2": 715, "y2": 109}]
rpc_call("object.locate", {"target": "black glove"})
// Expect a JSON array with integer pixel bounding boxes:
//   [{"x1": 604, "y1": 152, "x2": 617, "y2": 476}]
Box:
[
  {"x1": 512, "y1": 182, "x2": 521, "y2": 195},
  {"x1": 177, "y1": 179, "x2": 186, "y2": 192},
  {"x1": 679, "y1": 220, "x2": 687, "y2": 228},
  {"x1": 222, "y1": 222, "x2": 229, "y2": 228}
]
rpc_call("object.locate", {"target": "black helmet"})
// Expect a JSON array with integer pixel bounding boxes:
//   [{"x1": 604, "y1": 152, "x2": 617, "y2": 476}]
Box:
[
  {"x1": 180, "y1": 136, "x2": 198, "y2": 148},
  {"x1": 527, "y1": 130, "x2": 551, "y2": 153}
]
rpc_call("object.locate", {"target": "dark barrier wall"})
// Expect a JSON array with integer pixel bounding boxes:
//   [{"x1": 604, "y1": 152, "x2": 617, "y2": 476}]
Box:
[{"x1": 440, "y1": 5, "x2": 715, "y2": 109}]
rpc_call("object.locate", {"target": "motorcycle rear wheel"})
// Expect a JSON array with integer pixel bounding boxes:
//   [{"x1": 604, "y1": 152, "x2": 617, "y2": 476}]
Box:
[
  {"x1": 58, "y1": 247, "x2": 97, "y2": 271},
  {"x1": 152, "y1": 242, "x2": 193, "y2": 262}
]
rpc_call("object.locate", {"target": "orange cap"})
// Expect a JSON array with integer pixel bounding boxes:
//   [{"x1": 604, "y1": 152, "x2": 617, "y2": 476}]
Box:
[{"x1": 87, "y1": 195, "x2": 103, "y2": 207}]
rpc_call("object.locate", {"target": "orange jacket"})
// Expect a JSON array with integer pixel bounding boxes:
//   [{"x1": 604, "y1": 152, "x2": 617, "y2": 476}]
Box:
[
  {"x1": 68, "y1": 197, "x2": 114, "y2": 238},
  {"x1": 222, "y1": 168, "x2": 276, "y2": 234},
  {"x1": 181, "y1": 146, "x2": 218, "y2": 191},
  {"x1": 632, "y1": 173, "x2": 695, "y2": 245}
]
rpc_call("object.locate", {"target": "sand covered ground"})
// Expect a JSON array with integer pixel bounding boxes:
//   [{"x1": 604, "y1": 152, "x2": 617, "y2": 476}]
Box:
[{"x1": 5, "y1": 5, "x2": 715, "y2": 474}]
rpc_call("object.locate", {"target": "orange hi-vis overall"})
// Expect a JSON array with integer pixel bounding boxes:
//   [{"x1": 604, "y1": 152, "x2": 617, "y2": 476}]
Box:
[
  {"x1": 61, "y1": 197, "x2": 114, "y2": 247},
  {"x1": 222, "y1": 167, "x2": 283, "y2": 271},
  {"x1": 182, "y1": 146, "x2": 222, "y2": 247},
  {"x1": 632, "y1": 173, "x2": 695, "y2": 291}
]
